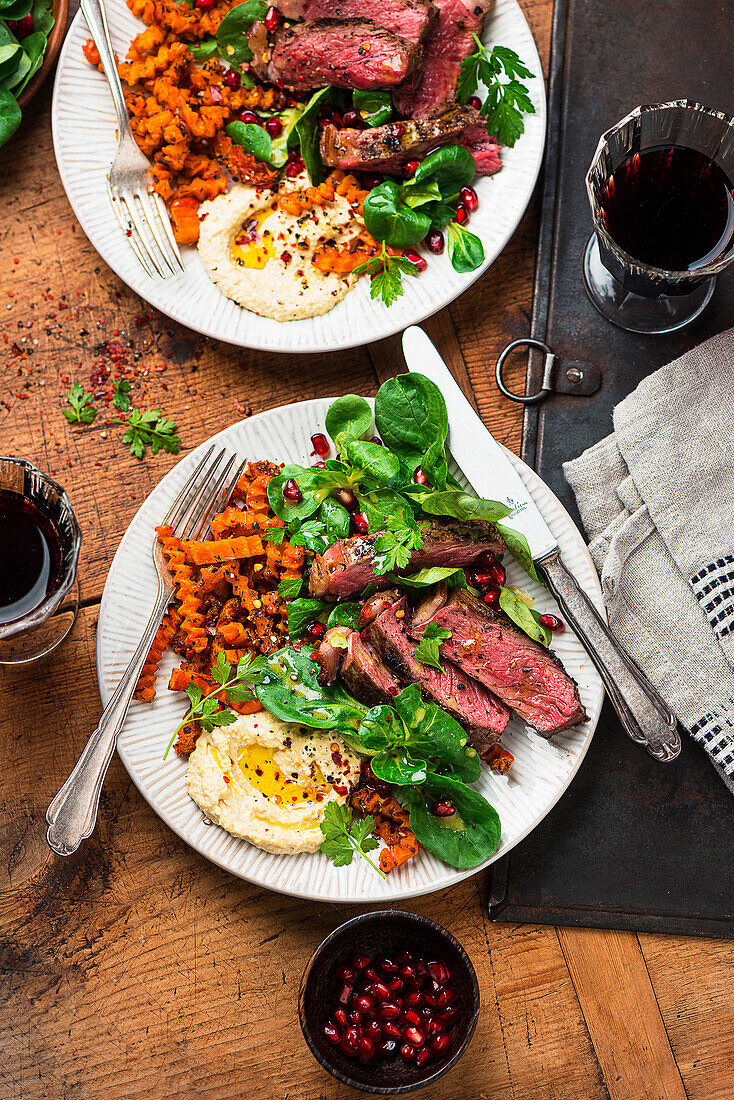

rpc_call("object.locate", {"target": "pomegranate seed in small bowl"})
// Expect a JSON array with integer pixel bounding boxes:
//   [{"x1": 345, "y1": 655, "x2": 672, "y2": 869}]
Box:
[{"x1": 299, "y1": 910, "x2": 479, "y2": 1091}]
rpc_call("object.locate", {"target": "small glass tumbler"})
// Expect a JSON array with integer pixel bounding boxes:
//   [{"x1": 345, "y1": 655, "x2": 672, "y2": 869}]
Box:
[
  {"x1": 583, "y1": 100, "x2": 734, "y2": 334},
  {"x1": 0, "y1": 458, "x2": 81, "y2": 665}
]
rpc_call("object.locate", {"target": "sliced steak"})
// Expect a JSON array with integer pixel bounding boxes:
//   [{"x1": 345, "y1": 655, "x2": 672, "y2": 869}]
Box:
[
  {"x1": 369, "y1": 598, "x2": 510, "y2": 751},
  {"x1": 393, "y1": 0, "x2": 493, "y2": 117},
  {"x1": 320, "y1": 104, "x2": 499, "y2": 174},
  {"x1": 276, "y1": 0, "x2": 434, "y2": 44},
  {"x1": 461, "y1": 121, "x2": 502, "y2": 175},
  {"x1": 315, "y1": 625, "x2": 349, "y2": 685},
  {"x1": 251, "y1": 18, "x2": 419, "y2": 91},
  {"x1": 341, "y1": 630, "x2": 401, "y2": 705},
  {"x1": 358, "y1": 588, "x2": 403, "y2": 628},
  {"x1": 309, "y1": 518, "x2": 506, "y2": 600},
  {"x1": 411, "y1": 588, "x2": 586, "y2": 735}
]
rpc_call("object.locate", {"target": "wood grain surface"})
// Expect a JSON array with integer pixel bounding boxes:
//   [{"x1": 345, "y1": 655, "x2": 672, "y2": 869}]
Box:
[{"x1": 1, "y1": 2, "x2": 732, "y2": 1097}]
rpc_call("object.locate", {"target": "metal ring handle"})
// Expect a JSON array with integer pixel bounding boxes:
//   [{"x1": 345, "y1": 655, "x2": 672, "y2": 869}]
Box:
[{"x1": 495, "y1": 338, "x2": 553, "y2": 404}]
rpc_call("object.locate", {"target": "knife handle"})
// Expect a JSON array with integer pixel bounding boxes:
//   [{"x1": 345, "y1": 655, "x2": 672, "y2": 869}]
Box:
[{"x1": 538, "y1": 548, "x2": 681, "y2": 762}]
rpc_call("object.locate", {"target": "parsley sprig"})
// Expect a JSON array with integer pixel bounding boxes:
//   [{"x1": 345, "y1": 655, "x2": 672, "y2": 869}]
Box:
[
  {"x1": 457, "y1": 37, "x2": 535, "y2": 147},
  {"x1": 115, "y1": 408, "x2": 182, "y2": 460},
  {"x1": 63, "y1": 383, "x2": 97, "y2": 424},
  {"x1": 163, "y1": 651, "x2": 261, "y2": 760},
  {"x1": 354, "y1": 244, "x2": 418, "y2": 308},
  {"x1": 413, "y1": 623, "x2": 452, "y2": 673},
  {"x1": 319, "y1": 802, "x2": 385, "y2": 877},
  {"x1": 373, "y1": 512, "x2": 423, "y2": 575},
  {"x1": 113, "y1": 378, "x2": 132, "y2": 411}
]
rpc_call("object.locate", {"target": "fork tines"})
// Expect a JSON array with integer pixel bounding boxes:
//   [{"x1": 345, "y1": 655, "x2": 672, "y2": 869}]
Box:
[
  {"x1": 162, "y1": 447, "x2": 248, "y2": 544},
  {"x1": 107, "y1": 181, "x2": 185, "y2": 280}
]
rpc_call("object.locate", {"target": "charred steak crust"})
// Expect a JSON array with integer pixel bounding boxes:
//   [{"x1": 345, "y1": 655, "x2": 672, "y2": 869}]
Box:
[
  {"x1": 368, "y1": 597, "x2": 510, "y2": 750},
  {"x1": 319, "y1": 104, "x2": 499, "y2": 175},
  {"x1": 276, "y1": 0, "x2": 435, "y2": 45},
  {"x1": 252, "y1": 18, "x2": 420, "y2": 91},
  {"x1": 340, "y1": 630, "x2": 401, "y2": 706},
  {"x1": 410, "y1": 588, "x2": 586, "y2": 735},
  {"x1": 308, "y1": 517, "x2": 506, "y2": 600}
]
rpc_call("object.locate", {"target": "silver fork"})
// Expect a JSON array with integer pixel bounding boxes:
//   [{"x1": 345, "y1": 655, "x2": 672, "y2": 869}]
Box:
[
  {"x1": 46, "y1": 445, "x2": 247, "y2": 856},
  {"x1": 81, "y1": 0, "x2": 185, "y2": 279}
]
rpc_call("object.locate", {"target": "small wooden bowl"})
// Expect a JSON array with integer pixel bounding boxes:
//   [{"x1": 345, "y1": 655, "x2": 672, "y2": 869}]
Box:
[
  {"x1": 299, "y1": 910, "x2": 479, "y2": 1094},
  {"x1": 17, "y1": 0, "x2": 70, "y2": 111}
]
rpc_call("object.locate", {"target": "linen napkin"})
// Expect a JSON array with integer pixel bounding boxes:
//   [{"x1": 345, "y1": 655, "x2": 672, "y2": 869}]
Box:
[{"x1": 563, "y1": 327, "x2": 734, "y2": 793}]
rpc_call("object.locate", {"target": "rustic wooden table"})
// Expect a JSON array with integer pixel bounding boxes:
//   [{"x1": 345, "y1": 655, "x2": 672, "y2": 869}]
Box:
[{"x1": 1, "y1": 2, "x2": 733, "y2": 1096}]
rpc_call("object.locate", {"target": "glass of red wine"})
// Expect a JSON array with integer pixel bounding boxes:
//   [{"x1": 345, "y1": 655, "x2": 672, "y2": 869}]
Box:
[
  {"x1": 0, "y1": 458, "x2": 81, "y2": 664},
  {"x1": 584, "y1": 101, "x2": 734, "y2": 334}
]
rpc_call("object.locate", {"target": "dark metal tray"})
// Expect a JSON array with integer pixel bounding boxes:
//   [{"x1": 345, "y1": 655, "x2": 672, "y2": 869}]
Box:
[{"x1": 487, "y1": 0, "x2": 734, "y2": 936}]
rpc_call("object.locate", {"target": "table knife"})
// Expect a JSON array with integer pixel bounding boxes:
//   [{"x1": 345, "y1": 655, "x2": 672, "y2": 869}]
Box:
[{"x1": 401, "y1": 326, "x2": 681, "y2": 762}]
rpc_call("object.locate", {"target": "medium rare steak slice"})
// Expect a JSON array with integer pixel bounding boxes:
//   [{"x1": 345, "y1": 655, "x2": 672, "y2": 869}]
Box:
[
  {"x1": 251, "y1": 18, "x2": 419, "y2": 90},
  {"x1": 460, "y1": 122, "x2": 502, "y2": 175},
  {"x1": 309, "y1": 518, "x2": 506, "y2": 600},
  {"x1": 276, "y1": 0, "x2": 434, "y2": 44},
  {"x1": 341, "y1": 629, "x2": 401, "y2": 705},
  {"x1": 393, "y1": 0, "x2": 493, "y2": 117},
  {"x1": 315, "y1": 625, "x2": 349, "y2": 685},
  {"x1": 411, "y1": 589, "x2": 586, "y2": 735},
  {"x1": 368, "y1": 597, "x2": 510, "y2": 752},
  {"x1": 320, "y1": 104, "x2": 499, "y2": 175}
]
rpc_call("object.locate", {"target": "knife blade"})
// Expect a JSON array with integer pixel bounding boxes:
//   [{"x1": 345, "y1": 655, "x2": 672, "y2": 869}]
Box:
[
  {"x1": 402, "y1": 326, "x2": 557, "y2": 562},
  {"x1": 401, "y1": 326, "x2": 681, "y2": 763}
]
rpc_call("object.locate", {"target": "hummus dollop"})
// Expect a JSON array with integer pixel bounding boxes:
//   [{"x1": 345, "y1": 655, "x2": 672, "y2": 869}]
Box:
[
  {"x1": 197, "y1": 174, "x2": 360, "y2": 321},
  {"x1": 186, "y1": 711, "x2": 361, "y2": 854}
]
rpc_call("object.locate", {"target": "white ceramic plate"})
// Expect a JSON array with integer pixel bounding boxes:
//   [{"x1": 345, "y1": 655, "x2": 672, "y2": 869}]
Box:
[
  {"x1": 97, "y1": 398, "x2": 604, "y2": 902},
  {"x1": 52, "y1": 0, "x2": 546, "y2": 353}
]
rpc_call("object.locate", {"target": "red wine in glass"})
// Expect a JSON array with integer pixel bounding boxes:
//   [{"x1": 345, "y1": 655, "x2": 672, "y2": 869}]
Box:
[
  {"x1": 599, "y1": 145, "x2": 734, "y2": 281},
  {"x1": 0, "y1": 490, "x2": 61, "y2": 625}
]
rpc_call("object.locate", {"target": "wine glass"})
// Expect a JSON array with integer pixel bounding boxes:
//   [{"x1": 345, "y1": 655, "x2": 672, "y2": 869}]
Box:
[{"x1": 583, "y1": 100, "x2": 734, "y2": 334}]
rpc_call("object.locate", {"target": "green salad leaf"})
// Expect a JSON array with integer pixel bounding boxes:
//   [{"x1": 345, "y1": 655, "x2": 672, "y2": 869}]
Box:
[
  {"x1": 404, "y1": 771, "x2": 502, "y2": 869},
  {"x1": 216, "y1": 0, "x2": 267, "y2": 63}
]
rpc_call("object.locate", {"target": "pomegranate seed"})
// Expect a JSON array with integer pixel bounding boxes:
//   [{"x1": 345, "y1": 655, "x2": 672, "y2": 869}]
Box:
[
  {"x1": 358, "y1": 980, "x2": 374, "y2": 996},
  {"x1": 223, "y1": 69, "x2": 241, "y2": 89},
  {"x1": 404, "y1": 1009, "x2": 422, "y2": 1027},
  {"x1": 427, "y1": 961, "x2": 450, "y2": 985},
  {"x1": 440, "y1": 1005, "x2": 459, "y2": 1025},
  {"x1": 460, "y1": 185, "x2": 479, "y2": 211},
  {"x1": 334, "y1": 1008, "x2": 348, "y2": 1029},
  {"x1": 358, "y1": 1037, "x2": 375, "y2": 1064},
  {"x1": 437, "y1": 985, "x2": 458, "y2": 1008},
  {"x1": 353, "y1": 954, "x2": 371, "y2": 971},
  {"x1": 354, "y1": 994, "x2": 374, "y2": 1014},
  {"x1": 412, "y1": 467, "x2": 431, "y2": 486},
  {"x1": 371, "y1": 435, "x2": 383, "y2": 445},
  {"x1": 471, "y1": 571, "x2": 493, "y2": 588},
  {"x1": 380, "y1": 1002, "x2": 400, "y2": 1020},
  {"x1": 426, "y1": 1017, "x2": 445, "y2": 1038},
  {"x1": 395, "y1": 951, "x2": 413, "y2": 965},
  {"x1": 344, "y1": 1025, "x2": 360, "y2": 1046},
  {"x1": 483, "y1": 587, "x2": 500, "y2": 606},
  {"x1": 310, "y1": 431, "x2": 330, "y2": 455},
  {"x1": 400, "y1": 964, "x2": 417, "y2": 981},
  {"x1": 333, "y1": 488, "x2": 358, "y2": 512},
  {"x1": 378, "y1": 1038, "x2": 399, "y2": 1057},
  {"x1": 383, "y1": 1021, "x2": 402, "y2": 1040},
  {"x1": 416, "y1": 961, "x2": 428, "y2": 976},
  {"x1": 430, "y1": 799, "x2": 456, "y2": 818},
  {"x1": 305, "y1": 621, "x2": 325, "y2": 642},
  {"x1": 265, "y1": 116, "x2": 283, "y2": 137},
  {"x1": 285, "y1": 156, "x2": 305, "y2": 177},
  {"x1": 378, "y1": 956, "x2": 398, "y2": 974},
  {"x1": 238, "y1": 110, "x2": 261, "y2": 125},
  {"x1": 364, "y1": 966, "x2": 379, "y2": 983},
  {"x1": 349, "y1": 1009, "x2": 363, "y2": 1025},
  {"x1": 489, "y1": 561, "x2": 506, "y2": 586},
  {"x1": 8, "y1": 13, "x2": 34, "y2": 34},
  {"x1": 323, "y1": 1022, "x2": 341, "y2": 1044},
  {"x1": 283, "y1": 478, "x2": 302, "y2": 503},
  {"x1": 329, "y1": 110, "x2": 344, "y2": 129},
  {"x1": 341, "y1": 1036, "x2": 358, "y2": 1057},
  {"x1": 336, "y1": 964, "x2": 355, "y2": 983},
  {"x1": 426, "y1": 229, "x2": 445, "y2": 254},
  {"x1": 416, "y1": 1047, "x2": 433, "y2": 1067},
  {"x1": 539, "y1": 613, "x2": 565, "y2": 632},
  {"x1": 403, "y1": 249, "x2": 427, "y2": 273},
  {"x1": 313, "y1": 460, "x2": 327, "y2": 469},
  {"x1": 350, "y1": 512, "x2": 369, "y2": 535},
  {"x1": 420, "y1": 1006, "x2": 433, "y2": 1020},
  {"x1": 337, "y1": 983, "x2": 353, "y2": 1007},
  {"x1": 423, "y1": 992, "x2": 437, "y2": 1008},
  {"x1": 403, "y1": 1025, "x2": 425, "y2": 1047},
  {"x1": 477, "y1": 549, "x2": 496, "y2": 569},
  {"x1": 405, "y1": 990, "x2": 423, "y2": 1008},
  {"x1": 264, "y1": 4, "x2": 279, "y2": 30},
  {"x1": 400, "y1": 1043, "x2": 417, "y2": 1062},
  {"x1": 454, "y1": 204, "x2": 469, "y2": 225},
  {"x1": 388, "y1": 978, "x2": 403, "y2": 996},
  {"x1": 468, "y1": 94, "x2": 482, "y2": 110},
  {"x1": 362, "y1": 173, "x2": 383, "y2": 189},
  {"x1": 343, "y1": 109, "x2": 365, "y2": 128},
  {"x1": 366, "y1": 1020, "x2": 382, "y2": 1042},
  {"x1": 194, "y1": 0, "x2": 215, "y2": 9},
  {"x1": 404, "y1": 159, "x2": 420, "y2": 177},
  {"x1": 431, "y1": 1033, "x2": 451, "y2": 1056},
  {"x1": 371, "y1": 980, "x2": 391, "y2": 1002}
]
